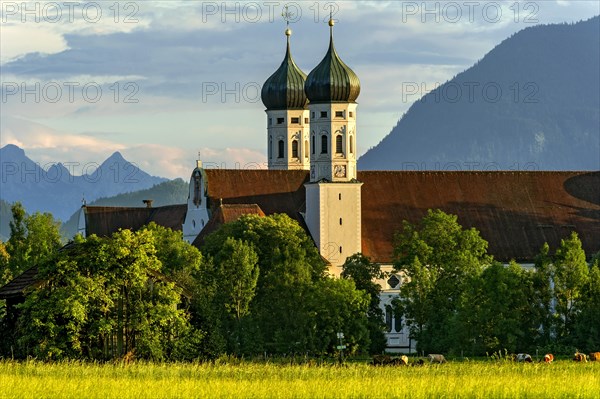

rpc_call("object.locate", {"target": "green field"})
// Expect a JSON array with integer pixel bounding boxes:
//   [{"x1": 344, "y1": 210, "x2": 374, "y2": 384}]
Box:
[{"x1": 1, "y1": 360, "x2": 598, "y2": 398}]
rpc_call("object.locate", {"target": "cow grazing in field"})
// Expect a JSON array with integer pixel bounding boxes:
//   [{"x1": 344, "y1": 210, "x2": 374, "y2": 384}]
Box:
[
  {"x1": 428, "y1": 354, "x2": 446, "y2": 364},
  {"x1": 573, "y1": 352, "x2": 588, "y2": 362},
  {"x1": 516, "y1": 353, "x2": 533, "y2": 363},
  {"x1": 589, "y1": 352, "x2": 600, "y2": 362},
  {"x1": 543, "y1": 354, "x2": 554, "y2": 363}
]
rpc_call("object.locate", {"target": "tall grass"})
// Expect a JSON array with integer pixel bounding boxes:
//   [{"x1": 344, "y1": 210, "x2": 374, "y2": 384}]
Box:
[{"x1": 0, "y1": 360, "x2": 598, "y2": 398}]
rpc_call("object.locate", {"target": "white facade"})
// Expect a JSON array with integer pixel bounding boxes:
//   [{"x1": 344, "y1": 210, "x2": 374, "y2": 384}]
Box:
[
  {"x1": 375, "y1": 266, "x2": 415, "y2": 353},
  {"x1": 308, "y1": 103, "x2": 358, "y2": 182},
  {"x1": 304, "y1": 181, "x2": 362, "y2": 276},
  {"x1": 182, "y1": 161, "x2": 209, "y2": 243},
  {"x1": 266, "y1": 109, "x2": 311, "y2": 170}
]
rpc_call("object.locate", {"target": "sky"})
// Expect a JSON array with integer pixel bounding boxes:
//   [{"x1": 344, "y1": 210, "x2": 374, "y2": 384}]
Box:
[{"x1": 1, "y1": 0, "x2": 598, "y2": 179}]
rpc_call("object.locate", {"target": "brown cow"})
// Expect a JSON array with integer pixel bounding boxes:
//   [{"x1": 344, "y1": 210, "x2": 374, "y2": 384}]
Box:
[
  {"x1": 543, "y1": 353, "x2": 554, "y2": 363},
  {"x1": 573, "y1": 352, "x2": 588, "y2": 362},
  {"x1": 428, "y1": 354, "x2": 446, "y2": 364},
  {"x1": 589, "y1": 352, "x2": 600, "y2": 361}
]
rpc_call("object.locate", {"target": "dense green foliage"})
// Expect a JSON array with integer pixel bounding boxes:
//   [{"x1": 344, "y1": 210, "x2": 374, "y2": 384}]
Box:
[
  {"x1": 1, "y1": 204, "x2": 598, "y2": 360},
  {"x1": 200, "y1": 214, "x2": 370, "y2": 356},
  {"x1": 2, "y1": 202, "x2": 62, "y2": 285},
  {"x1": 16, "y1": 230, "x2": 193, "y2": 360},
  {"x1": 393, "y1": 210, "x2": 599, "y2": 355},
  {"x1": 341, "y1": 254, "x2": 387, "y2": 353}
]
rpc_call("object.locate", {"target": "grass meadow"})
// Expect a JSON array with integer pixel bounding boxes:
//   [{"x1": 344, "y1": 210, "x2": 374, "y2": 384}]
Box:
[{"x1": 0, "y1": 359, "x2": 598, "y2": 398}]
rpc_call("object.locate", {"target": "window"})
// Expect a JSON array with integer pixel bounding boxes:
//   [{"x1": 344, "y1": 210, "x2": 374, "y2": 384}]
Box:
[
  {"x1": 277, "y1": 117, "x2": 284, "y2": 124},
  {"x1": 311, "y1": 112, "x2": 315, "y2": 118},
  {"x1": 339, "y1": 193, "x2": 341, "y2": 200},
  {"x1": 321, "y1": 135, "x2": 328, "y2": 154},
  {"x1": 350, "y1": 136, "x2": 354, "y2": 154},
  {"x1": 339, "y1": 246, "x2": 342, "y2": 253},
  {"x1": 349, "y1": 112, "x2": 353, "y2": 118},
  {"x1": 269, "y1": 136, "x2": 273, "y2": 159},
  {"x1": 394, "y1": 312, "x2": 402, "y2": 333},
  {"x1": 385, "y1": 305, "x2": 393, "y2": 333},
  {"x1": 269, "y1": 118, "x2": 272, "y2": 126},
  {"x1": 336, "y1": 135, "x2": 343, "y2": 154},
  {"x1": 312, "y1": 135, "x2": 315, "y2": 155},
  {"x1": 305, "y1": 117, "x2": 309, "y2": 124},
  {"x1": 278, "y1": 140, "x2": 284, "y2": 158},
  {"x1": 305, "y1": 140, "x2": 309, "y2": 158},
  {"x1": 387, "y1": 275, "x2": 400, "y2": 289},
  {"x1": 339, "y1": 218, "x2": 342, "y2": 225},
  {"x1": 335, "y1": 111, "x2": 344, "y2": 118},
  {"x1": 320, "y1": 111, "x2": 327, "y2": 118},
  {"x1": 291, "y1": 117, "x2": 299, "y2": 124},
  {"x1": 292, "y1": 140, "x2": 299, "y2": 158}
]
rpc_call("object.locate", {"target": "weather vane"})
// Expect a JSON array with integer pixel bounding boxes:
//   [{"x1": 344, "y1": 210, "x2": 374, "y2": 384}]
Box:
[{"x1": 282, "y1": 5, "x2": 294, "y2": 27}]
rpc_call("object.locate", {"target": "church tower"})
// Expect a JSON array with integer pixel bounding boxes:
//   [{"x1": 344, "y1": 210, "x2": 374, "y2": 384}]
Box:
[
  {"x1": 304, "y1": 18, "x2": 362, "y2": 275},
  {"x1": 182, "y1": 158, "x2": 209, "y2": 243},
  {"x1": 261, "y1": 27, "x2": 310, "y2": 170}
]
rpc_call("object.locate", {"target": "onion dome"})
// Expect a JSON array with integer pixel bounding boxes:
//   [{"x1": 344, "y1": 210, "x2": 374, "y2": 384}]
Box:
[
  {"x1": 305, "y1": 19, "x2": 360, "y2": 103},
  {"x1": 261, "y1": 28, "x2": 308, "y2": 110}
]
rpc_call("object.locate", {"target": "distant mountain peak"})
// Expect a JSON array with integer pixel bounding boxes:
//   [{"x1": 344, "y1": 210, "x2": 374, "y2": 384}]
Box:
[
  {"x1": 359, "y1": 17, "x2": 600, "y2": 171},
  {"x1": 0, "y1": 144, "x2": 26, "y2": 158}
]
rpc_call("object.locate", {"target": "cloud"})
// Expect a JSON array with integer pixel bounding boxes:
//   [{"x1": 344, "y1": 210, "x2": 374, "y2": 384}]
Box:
[{"x1": 0, "y1": 116, "x2": 265, "y2": 179}]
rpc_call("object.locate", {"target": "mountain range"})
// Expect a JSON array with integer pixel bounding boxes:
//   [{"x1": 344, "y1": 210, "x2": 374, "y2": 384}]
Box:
[
  {"x1": 358, "y1": 16, "x2": 600, "y2": 171},
  {"x1": 0, "y1": 144, "x2": 168, "y2": 221}
]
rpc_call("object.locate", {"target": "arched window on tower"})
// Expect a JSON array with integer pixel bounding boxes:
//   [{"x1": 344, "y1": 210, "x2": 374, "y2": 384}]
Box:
[
  {"x1": 336, "y1": 135, "x2": 343, "y2": 154},
  {"x1": 312, "y1": 135, "x2": 315, "y2": 155},
  {"x1": 305, "y1": 140, "x2": 309, "y2": 159},
  {"x1": 269, "y1": 136, "x2": 273, "y2": 159},
  {"x1": 278, "y1": 140, "x2": 284, "y2": 159},
  {"x1": 350, "y1": 135, "x2": 354, "y2": 154},
  {"x1": 385, "y1": 305, "x2": 393, "y2": 333},
  {"x1": 321, "y1": 135, "x2": 328, "y2": 154},
  {"x1": 292, "y1": 140, "x2": 299, "y2": 158}
]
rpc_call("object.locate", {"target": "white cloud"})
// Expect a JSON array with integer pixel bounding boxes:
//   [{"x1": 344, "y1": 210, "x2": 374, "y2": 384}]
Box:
[{"x1": 0, "y1": 116, "x2": 266, "y2": 179}]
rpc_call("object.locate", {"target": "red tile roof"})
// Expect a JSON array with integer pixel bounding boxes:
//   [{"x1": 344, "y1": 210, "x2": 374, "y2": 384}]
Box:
[
  {"x1": 84, "y1": 204, "x2": 187, "y2": 236},
  {"x1": 79, "y1": 170, "x2": 599, "y2": 264},
  {"x1": 359, "y1": 171, "x2": 600, "y2": 263},
  {"x1": 192, "y1": 203, "x2": 266, "y2": 246}
]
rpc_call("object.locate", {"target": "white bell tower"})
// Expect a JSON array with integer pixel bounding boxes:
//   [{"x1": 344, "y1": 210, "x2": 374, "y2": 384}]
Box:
[
  {"x1": 261, "y1": 27, "x2": 310, "y2": 170},
  {"x1": 182, "y1": 158, "x2": 209, "y2": 243},
  {"x1": 303, "y1": 17, "x2": 362, "y2": 275}
]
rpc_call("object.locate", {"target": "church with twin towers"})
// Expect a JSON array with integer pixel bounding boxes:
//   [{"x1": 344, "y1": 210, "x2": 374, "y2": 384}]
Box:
[
  {"x1": 260, "y1": 17, "x2": 363, "y2": 269},
  {"x1": 73, "y1": 16, "x2": 599, "y2": 352}
]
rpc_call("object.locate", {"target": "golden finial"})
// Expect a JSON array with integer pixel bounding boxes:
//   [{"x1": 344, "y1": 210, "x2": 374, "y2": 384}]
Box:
[
  {"x1": 282, "y1": 5, "x2": 294, "y2": 37},
  {"x1": 328, "y1": 5, "x2": 335, "y2": 27}
]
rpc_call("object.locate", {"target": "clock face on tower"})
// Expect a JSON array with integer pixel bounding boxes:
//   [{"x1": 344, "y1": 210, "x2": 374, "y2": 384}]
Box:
[{"x1": 334, "y1": 165, "x2": 346, "y2": 178}]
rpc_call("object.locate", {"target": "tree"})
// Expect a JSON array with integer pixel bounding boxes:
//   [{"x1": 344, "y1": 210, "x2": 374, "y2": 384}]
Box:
[
  {"x1": 16, "y1": 230, "x2": 191, "y2": 360},
  {"x1": 0, "y1": 241, "x2": 10, "y2": 286},
  {"x1": 393, "y1": 209, "x2": 491, "y2": 353},
  {"x1": 341, "y1": 253, "x2": 387, "y2": 353},
  {"x1": 202, "y1": 214, "x2": 328, "y2": 354},
  {"x1": 305, "y1": 278, "x2": 370, "y2": 355},
  {"x1": 213, "y1": 237, "x2": 259, "y2": 354},
  {"x1": 5, "y1": 203, "x2": 62, "y2": 282},
  {"x1": 553, "y1": 232, "x2": 589, "y2": 338},
  {"x1": 573, "y1": 263, "x2": 600, "y2": 351},
  {"x1": 455, "y1": 261, "x2": 539, "y2": 355}
]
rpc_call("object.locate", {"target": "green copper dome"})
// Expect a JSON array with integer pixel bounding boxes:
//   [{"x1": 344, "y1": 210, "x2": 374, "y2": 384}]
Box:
[
  {"x1": 305, "y1": 24, "x2": 360, "y2": 103},
  {"x1": 261, "y1": 31, "x2": 308, "y2": 110}
]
